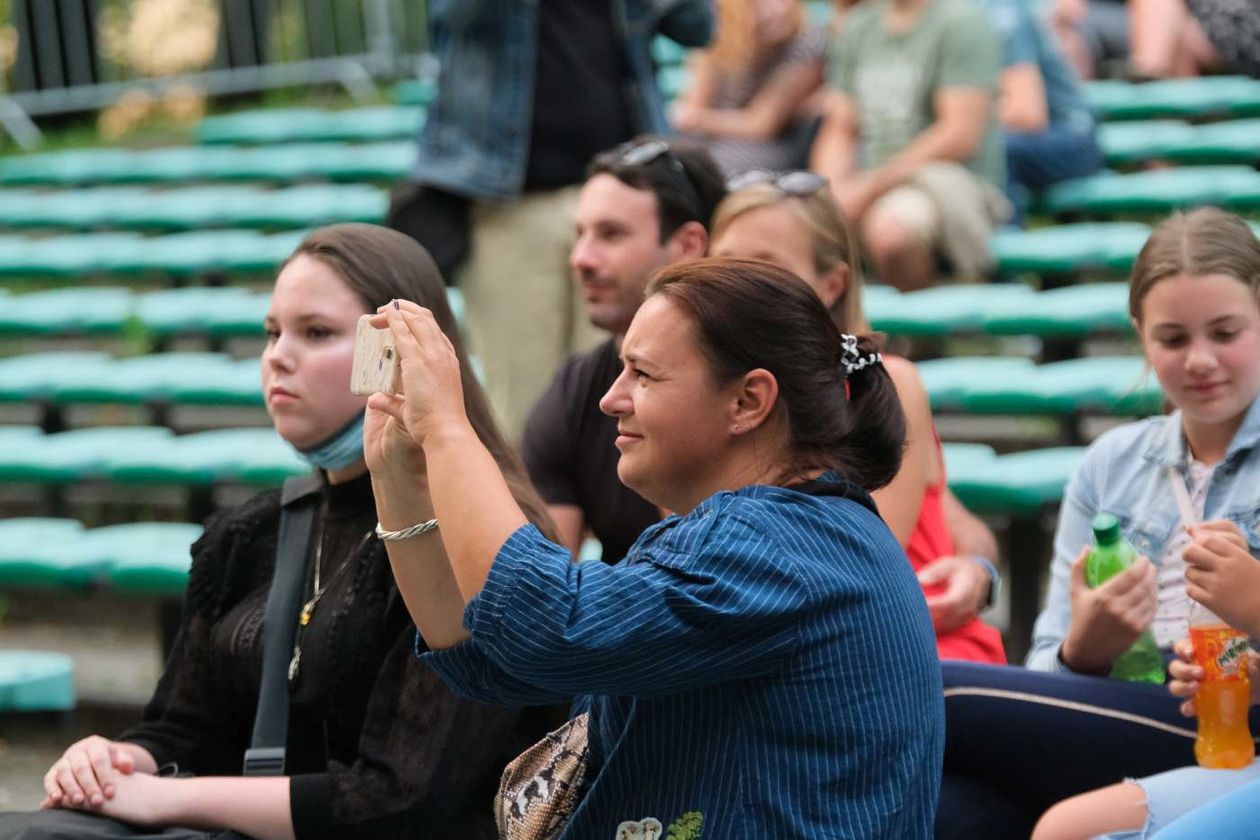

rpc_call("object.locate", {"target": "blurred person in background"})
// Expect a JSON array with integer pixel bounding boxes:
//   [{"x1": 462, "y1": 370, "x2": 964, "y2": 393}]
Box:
[
  {"x1": 521, "y1": 137, "x2": 727, "y2": 564},
  {"x1": 983, "y1": 0, "x2": 1102, "y2": 225},
  {"x1": 1129, "y1": 0, "x2": 1260, "y2": 79},
  {"x1": 671, "y1": 0, "x2": 828, "y2": 177},
  {"x1": 1049, "y1": 0, "x2": 1130, "y2": 80},
  {"x1": 0, "y1": 225, "x2": 551, "y2": 840},
  {"x1": 389, "y1": 0, "x2": 714, "y2": 438},
  {"x1": 711, "y1": 171, "x2": 1007, "y2": 663},
  {"x1": 810, "y1": 0, "x2": 1009, "y2": 291}
]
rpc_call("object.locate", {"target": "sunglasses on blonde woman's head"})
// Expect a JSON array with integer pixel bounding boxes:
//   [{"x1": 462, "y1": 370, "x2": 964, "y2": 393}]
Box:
[{"x1": 726, "y1": 169, "x2": 828, "y2": 196}]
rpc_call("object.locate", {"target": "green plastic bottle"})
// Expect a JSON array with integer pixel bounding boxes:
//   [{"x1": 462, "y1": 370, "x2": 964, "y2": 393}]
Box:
[{"x1": 1087, "y1": 513, "x2": 1166, "y2": 684}]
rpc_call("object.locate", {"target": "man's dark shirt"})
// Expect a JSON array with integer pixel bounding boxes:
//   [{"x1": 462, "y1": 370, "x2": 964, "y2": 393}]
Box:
[
  {"x1": 521, "y1": 338, "x2": 660, "y2": 563},
  {"x1": 525, "y1": 0, "x2": 634, "y2": 189}
]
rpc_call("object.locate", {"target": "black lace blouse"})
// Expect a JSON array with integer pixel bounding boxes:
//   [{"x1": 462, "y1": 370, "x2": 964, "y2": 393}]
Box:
[{"x1": 117, "y1": 472, "x2": 548, "y2": 840}]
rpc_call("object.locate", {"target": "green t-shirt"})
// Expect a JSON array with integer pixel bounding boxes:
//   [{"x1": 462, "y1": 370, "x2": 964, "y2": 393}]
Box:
[{"x1": 831, "y1": 0, "x2": 1005, "y2": 187}]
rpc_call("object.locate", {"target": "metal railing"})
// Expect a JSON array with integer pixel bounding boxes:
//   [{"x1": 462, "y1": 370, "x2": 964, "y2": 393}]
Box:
[{"x1": 1, "y1": 0, "x2": 430, "y2": 147}]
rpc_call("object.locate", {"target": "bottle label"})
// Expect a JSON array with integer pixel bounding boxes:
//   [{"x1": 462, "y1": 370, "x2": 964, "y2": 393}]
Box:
[{"x1": 1191, "y1": 625, "x2": 1250, "y2": 682}]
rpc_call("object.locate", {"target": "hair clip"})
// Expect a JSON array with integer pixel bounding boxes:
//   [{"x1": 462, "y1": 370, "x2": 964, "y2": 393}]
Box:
[{"x1": 839, "y1": 333, "x2": 882, "y2": 377}]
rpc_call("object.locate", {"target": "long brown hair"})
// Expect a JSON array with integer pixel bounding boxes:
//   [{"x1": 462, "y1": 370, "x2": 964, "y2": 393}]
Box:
[
  {"x1": 1129, "y1": 207, "x2": 1260, "y2": 324},
  {"x1": 286, "y1": 223, "x2": 555, "y2": 536},
  {"x1": 648, "y1": 258, "x2": 905, "y2": 491}
]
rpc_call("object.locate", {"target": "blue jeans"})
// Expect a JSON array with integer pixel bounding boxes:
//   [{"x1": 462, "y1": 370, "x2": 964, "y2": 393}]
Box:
[
  {"x1": 1098, "y1": 765, "x2": 1260, "y2": 839},
  {"x1": 1155, "y1": 777, "x2": 1260, "y2": 839},
  {"x1": 1004, "y1": 125, "x2": 1104, "y2": 226},
  {"x1": 935, "y1": 661, "x2": 1260, "y2": 840}
]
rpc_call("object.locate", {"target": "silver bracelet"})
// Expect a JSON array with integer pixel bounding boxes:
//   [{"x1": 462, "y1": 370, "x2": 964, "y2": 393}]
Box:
[{"x1": 375, "y1": 518, "x2": 439, "y2": 541}]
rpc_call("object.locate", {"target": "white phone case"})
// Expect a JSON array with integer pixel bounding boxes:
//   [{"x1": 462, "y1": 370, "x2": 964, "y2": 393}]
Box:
[{"x1": 350, "y1": 314, "x2": 400, "y2": 395}]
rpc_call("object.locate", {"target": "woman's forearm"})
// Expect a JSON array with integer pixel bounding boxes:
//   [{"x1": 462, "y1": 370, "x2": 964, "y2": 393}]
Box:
[
  {"x1": 136, "y1": 776, "x2": 293, "y2": 840},
  {"x1": 422, "y1": 422, "x2": 528, "y2": 603},
  {"x1": 372, "y1": 473, "x2": 470, "y2": 648}
]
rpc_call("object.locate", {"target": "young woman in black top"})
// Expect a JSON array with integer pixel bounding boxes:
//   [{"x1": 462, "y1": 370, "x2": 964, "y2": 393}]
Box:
[{"x1": 0, "y1": 224, "x2": 552, "y2": 840}]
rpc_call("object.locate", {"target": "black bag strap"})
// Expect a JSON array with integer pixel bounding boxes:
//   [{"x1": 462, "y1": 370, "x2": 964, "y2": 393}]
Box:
[{"x1": 242, "y1": 475, "x2": 321, "y2": 776}]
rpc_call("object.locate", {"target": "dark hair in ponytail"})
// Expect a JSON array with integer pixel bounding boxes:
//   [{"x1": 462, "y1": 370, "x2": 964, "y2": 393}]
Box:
[{"x1": 647, "y1": 258, "x2": 906, "y2": 491}]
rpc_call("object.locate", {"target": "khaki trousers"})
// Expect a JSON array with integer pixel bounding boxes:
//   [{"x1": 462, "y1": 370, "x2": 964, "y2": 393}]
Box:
[{"x1": 460, "y1": 186, "x2": 604, "y2": 439}]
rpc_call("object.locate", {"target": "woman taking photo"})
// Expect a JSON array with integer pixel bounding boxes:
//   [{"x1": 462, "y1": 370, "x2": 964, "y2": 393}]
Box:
[
  {"x1": 0, "y1": 224, "x2": 551, "y2": 840},
  {"x1": 367, "y1": 258, "x2": 943, "y2": 837},
  {"x1": 710, "y1": 172, "x2": 1006, "y2": 663}
]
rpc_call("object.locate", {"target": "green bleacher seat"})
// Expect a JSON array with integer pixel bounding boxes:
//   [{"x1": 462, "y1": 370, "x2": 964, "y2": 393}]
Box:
[
  {"x1": 918, "y1": 357, "x2": 1036, "y2": 411},
  {"x1": 1164, "y1": 118, "x2": 1260, "y2": 165},
  {"x1": 0, "y1": 233, "x2": 147, "y2": 278},
  {"x1": 0, "y1": 229, "x2": 299, "y2": 279},
  {"x1": 652, "y1": 36, "x2": 689, "y2": 66},
  {"x1": 1098, "y1": 120, "x2": 1195, "y2": 166},
  {"x1": 959, "y1": 356, "x2": 1161, "y2": 416},
  {"x1": 1086, "y1": 76, "x2": 1260, "y2": 121},
  {"x1": 197, "y1": 106, "x2": 425, "y2": 145},
  {"x1": 940, "y1": 442, "x2": 998, "y2": 475},
  {"x1": 392, "y1": 78, "x2": 438, "y2": 107},
  {"x1": 990, "y1": 223, "x2": 1151, "y2": 275},
  {"x1": 102, "y1": 428, "x2": 307, "y2": 485},
  {"x1": 866, "y1": 284, "x2": 1037, "y2": 337},
  {"x1": 0, "y1": 288, "x2": 134, "y2": 335},
  {"x1": 166, "y1": 358, "x2": 264, "y2": 406},
  {"x1": 0, "y1": 352, "x2": 114, "y2": 402},
  {"x1": 981, "y1": 282, "x2": 1133, "y2": 338},
  {"x1": 0, "y1": 142, "x2": 415, "y2": 187},
  {"x1": 948, "y1": 447, "x2": 1087, "y2": 516},
  {"x1": 0, "y1": 651, "x2": 75, "y2": 712},
  {"x1": 0, "y1": 427, "x2": 173, "y2": 483},
  {"x1": 1041, "y1": 167, "x2": 1260, "y2": 216},
  {"x1": 0, "y1": 185, "x2": 386, "y2": 232},
  {"x1": 49, "y1": 353, "x2": 236, "y2": 405},
  {"x1": 137, "y1": 288, "x2": 269, "y2": 338},
  {"x1": 657, "y1": 65, "x2": 691, "y2": 100},
  {"x1": 93, "y1": 522, "x2": 202, "y2": 596},
  {"x1": 0, "y1": 518, "x2": 89, "y2": 586}
]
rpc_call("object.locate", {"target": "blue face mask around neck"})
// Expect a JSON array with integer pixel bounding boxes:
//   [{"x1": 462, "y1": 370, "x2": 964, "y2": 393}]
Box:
[{"x1": 296, "y1": 411, "x2": 366, "y2": 472}]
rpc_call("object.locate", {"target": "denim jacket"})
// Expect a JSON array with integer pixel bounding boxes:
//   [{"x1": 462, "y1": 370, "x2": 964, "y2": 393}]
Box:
[
  {"x1": 1027, "y1": 396, "x2": 1260, "y2": 673},
  {"x1": 414, "y1": 0, "x2": 715, "y2": 201}
]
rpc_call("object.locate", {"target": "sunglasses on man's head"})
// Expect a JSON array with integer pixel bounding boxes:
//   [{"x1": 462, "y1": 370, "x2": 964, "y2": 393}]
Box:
[
  {"x1": 609, "y1": 139, "x2": 706, "y2": 222},
  {"x1": 726, "y1": 169, "x2": 828, "y2": 196}
]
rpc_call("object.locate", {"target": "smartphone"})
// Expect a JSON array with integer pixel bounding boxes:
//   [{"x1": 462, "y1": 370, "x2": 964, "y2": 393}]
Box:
[{"x1": 350, "y1": 314, "x2": 400, "y2": 395}]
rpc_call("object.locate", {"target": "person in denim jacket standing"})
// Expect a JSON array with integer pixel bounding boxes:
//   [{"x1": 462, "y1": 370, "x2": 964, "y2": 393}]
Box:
[
  {"x1": 406, "y1": 0, "x2": 714, "y2": 437},
  {"x1": 936, "y1": 207, "x2": 1260, "y2": 840}
]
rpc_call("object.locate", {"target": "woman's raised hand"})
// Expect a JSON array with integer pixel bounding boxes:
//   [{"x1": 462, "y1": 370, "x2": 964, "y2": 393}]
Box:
[
  {"x1": 41, "y1": 736, "x2": 156, "y2": 810},
  {"x1": 367, "y1": 301, "x2": 467, "y2": 451},
  {"x1": 1060, "y1": 545, "x2": 1158, "y2": 675}
]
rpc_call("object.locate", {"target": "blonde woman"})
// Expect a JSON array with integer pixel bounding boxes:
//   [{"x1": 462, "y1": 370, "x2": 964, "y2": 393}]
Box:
[
  {"x1": 711, "y1": 172, "x2": 1006, "y2": 663},
  {"x1": 671, "y1": 0, "x2": 827, "y2": 177}
]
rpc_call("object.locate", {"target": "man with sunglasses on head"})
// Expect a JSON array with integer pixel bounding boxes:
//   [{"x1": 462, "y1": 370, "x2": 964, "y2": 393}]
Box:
[
  {"x1": 521, "y1": 137, "x2": 727, "y2": 564},
  {"x1": 394, "y1": 0, "x2": 714, "y2": 439}
]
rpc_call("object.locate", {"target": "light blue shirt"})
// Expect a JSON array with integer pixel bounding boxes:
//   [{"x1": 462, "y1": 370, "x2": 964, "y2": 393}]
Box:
[
  {"x1": 1027, "y1": 396, "x2": 1260, "y2": 673},
  {"x1": 982, "y1": 0, "x2": 1096, "y2": 134},
  {"x1": 424, "y1": 475, "x2": 944, "y2": 838}
]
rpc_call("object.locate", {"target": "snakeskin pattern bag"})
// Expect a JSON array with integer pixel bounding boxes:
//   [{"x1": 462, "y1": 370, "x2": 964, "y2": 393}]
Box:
[{"x1": 495, "y1": 711, "x2": 590, "y2": 840}]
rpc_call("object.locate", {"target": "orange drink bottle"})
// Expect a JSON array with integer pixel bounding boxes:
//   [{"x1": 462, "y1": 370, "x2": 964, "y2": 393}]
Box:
[{"x1": 1189, "y1": 602, "x2": 1255, "y2": 769}]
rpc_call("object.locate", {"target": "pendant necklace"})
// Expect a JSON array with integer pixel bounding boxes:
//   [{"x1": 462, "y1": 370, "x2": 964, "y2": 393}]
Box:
[{"x1": 287, "y1": 506, "x2": 372, "y2": 686}]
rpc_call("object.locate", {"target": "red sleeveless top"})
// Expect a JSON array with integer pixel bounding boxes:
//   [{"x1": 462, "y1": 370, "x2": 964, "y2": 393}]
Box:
[{"x1": 905, "y1": 436, "x2": 1007, "y2": 664}]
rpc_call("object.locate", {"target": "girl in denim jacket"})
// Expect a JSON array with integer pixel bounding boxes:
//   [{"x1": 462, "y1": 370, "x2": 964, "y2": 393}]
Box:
[{"x1": 937, "y1": 207, "x2": 1260, "y2": 840}]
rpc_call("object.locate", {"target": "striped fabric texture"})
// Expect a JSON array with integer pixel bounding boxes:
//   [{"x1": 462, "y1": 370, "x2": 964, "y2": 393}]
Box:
[{"x1": 424, "y1": 475, "x2": 944, "y2": 838}]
